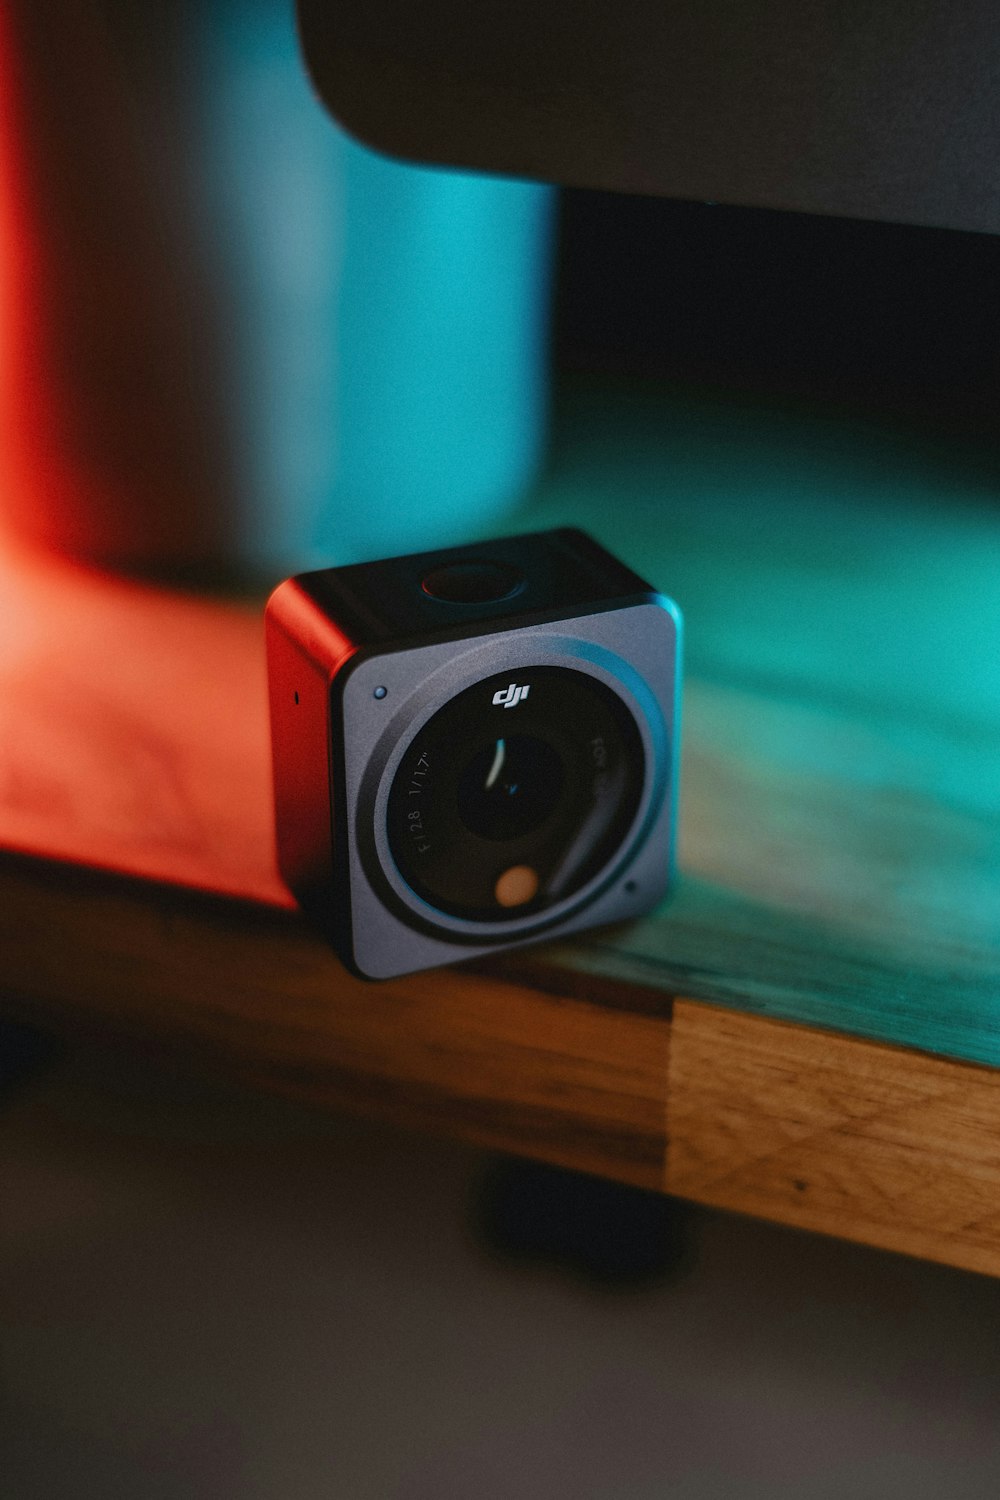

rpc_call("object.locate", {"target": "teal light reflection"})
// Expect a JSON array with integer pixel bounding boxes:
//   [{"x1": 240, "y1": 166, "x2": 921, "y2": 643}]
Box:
[{"x1": 197, "y1": 0, "x2": 554, "y2": 573}]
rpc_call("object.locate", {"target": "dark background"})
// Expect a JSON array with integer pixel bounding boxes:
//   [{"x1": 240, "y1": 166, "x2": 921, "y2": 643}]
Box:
[{"x1": 554, "y1": 191, "x2": 1000, "y2": 439}]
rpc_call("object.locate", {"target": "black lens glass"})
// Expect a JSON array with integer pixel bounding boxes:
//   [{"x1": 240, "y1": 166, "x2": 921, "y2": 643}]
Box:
[
  {"x1": 386, "y1": 667, "x2": 644, "y2": 924},
  {"x1": 457, "y1": 735, "x2": 565, "y2": 842}
]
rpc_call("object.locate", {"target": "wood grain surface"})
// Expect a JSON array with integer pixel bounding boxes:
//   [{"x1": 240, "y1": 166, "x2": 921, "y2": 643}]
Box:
[
  {"x1": 667, "y1": 999, "x2": 1000, "y2": 1278},
  {"x1": 2, "y1": 381, "x2": 999, "y2": 1273}
]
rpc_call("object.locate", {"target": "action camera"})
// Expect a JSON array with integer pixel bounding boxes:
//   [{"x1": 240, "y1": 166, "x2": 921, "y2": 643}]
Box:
[{"x1": 265, "y1": 528, "x2": 681, "y2": 979}]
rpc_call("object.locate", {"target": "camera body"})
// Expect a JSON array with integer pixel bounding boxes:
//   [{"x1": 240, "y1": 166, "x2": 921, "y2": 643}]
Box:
[{"x1": 265, "y1": 528, "x2": 681, "y2": 979}]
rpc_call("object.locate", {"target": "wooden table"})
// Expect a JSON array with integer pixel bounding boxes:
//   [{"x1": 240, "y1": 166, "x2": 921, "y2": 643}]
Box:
[{"x1": 3, "y1": 379, "x2": 999, "y2": 1276}]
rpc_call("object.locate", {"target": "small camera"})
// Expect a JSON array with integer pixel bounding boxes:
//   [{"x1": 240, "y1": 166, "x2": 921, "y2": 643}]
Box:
[{"x1": 265, "y1": 528, "x2": 681, "y2": 979}]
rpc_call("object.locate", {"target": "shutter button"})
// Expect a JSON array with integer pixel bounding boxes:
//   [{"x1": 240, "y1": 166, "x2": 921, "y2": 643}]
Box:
[{"x1": 421, "y1": 560, "x2": 525, "y2": 604}]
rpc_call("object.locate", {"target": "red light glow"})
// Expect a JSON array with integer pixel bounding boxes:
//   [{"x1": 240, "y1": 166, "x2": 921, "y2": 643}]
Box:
[
  {"x1": 0, "y1": 532, "x2": 291, "y2": 907},
  {"x1": 0, "y1": 1, "x2": 46, "y2": 553},
  {"x1": 1, "y1": 11, "x2": 286, "y2": 903}
]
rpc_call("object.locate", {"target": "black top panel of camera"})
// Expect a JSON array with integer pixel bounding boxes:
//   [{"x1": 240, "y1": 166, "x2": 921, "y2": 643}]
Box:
[{"x1": 293, "y1": 529, "x2": 657, "y2": 651}]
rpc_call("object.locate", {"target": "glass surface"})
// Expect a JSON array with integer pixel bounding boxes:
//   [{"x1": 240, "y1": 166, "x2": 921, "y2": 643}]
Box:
[{"x1": 387, "y1": 666, "x2": 645, "y2": 923}]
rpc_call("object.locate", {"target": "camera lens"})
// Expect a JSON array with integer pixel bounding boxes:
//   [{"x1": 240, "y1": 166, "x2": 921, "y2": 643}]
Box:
[{"x1": 386, "y1": 667, "x2": 644, "y2": 924}]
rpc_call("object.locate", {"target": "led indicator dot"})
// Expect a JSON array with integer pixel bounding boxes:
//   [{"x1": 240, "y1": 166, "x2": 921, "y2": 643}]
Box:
[{"x1": 373, "y1": 686, "x2": 388, "y2": 700}]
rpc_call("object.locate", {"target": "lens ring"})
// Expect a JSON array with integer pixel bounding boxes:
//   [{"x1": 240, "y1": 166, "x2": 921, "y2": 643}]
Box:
[
  {"x1": 387, "y1": 668, "x2": 642, "y2": 922},
  {"x1": 355, "y1": 634, "x2": 668, "y2": 943}
]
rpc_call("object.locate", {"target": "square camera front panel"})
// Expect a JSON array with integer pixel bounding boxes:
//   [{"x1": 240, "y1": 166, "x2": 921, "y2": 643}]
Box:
[{"x1": 336, "y1": 599, "x2": 680, "y2": 980}]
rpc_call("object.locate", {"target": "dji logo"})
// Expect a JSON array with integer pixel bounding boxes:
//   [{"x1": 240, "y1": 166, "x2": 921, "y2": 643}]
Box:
[{"x1": 492, "y1": 682, "x2": 530, "y2": 709}]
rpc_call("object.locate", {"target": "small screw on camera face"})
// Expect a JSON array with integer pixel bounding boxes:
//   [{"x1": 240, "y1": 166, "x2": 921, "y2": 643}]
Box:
[{"x1": 265, "y1": 528, "x2": 681, "y2": 979}]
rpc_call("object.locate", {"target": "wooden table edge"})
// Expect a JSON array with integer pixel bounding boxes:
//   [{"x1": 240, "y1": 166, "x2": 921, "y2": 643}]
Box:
[{"x1": 3, "y1": 847, "x2": 1000, "y2": 1279}]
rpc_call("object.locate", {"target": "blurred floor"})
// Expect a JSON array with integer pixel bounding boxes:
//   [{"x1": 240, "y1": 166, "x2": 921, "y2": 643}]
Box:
[{"x1": 2, "y1": 1036, "x2": 1000, "y2": 1500}]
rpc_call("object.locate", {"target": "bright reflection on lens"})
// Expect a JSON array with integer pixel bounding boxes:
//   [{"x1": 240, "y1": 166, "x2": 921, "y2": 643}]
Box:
[{"x1": 484, "y1": 738, "x2": 505, "y2": 790}]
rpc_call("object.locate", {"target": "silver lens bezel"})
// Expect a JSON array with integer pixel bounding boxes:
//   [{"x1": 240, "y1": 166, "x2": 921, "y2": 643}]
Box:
[{"x1": 353, "y1": 632, "x2": 667, "y2": 943}]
